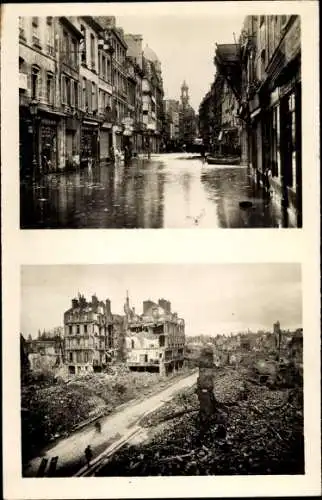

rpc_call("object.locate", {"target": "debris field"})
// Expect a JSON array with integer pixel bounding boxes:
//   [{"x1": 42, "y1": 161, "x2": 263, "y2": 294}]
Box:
[{"x1": 96, "y1": 366, "x2": 304, "y2": 476}]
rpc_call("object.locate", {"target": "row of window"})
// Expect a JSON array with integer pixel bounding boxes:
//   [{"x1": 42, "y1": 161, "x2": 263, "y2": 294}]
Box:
[
  {"x1": 68, "y1": 350, "x2": 91, "y2": 363},
  {"x1": 30, "y1": 66, "x2": 55, "y2": 104},
  {"x1": 65, "y1": 337, "x2": 113, "y2": 348},
  {"x1": 98, "y1": 50, "x2": 112, "y2": 83},
  {"x1": 19, "y1": 16, "x2": 55, "y2": 53},
  {"x1": 66, "y1": 324, "x2": 114, "y2": 335},
  {"x1": 61, "y1": 29, "x2": 78, "y2": 69}
]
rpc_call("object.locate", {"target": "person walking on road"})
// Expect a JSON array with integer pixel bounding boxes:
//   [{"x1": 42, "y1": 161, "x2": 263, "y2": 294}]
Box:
[{"x1": 84, "y1": 445, "x2": 93, "y2": 468}]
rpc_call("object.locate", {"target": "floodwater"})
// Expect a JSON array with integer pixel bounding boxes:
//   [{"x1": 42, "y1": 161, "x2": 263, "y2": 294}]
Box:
[{"x1": 20, "y1": 153, "x2": 293, "y2": 229}]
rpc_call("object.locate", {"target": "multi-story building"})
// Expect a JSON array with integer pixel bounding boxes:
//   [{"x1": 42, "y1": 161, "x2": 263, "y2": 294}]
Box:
[
  {"x1": 96, "y1": 20, "x2": 114, "y2": 162},
  {"x1": 164, "y1": 99, "x2": 180, "y2": 150},
  {"x1": 19, "y1": 15, "x2": 166, "y2": 174},
  {"x1": 211, "y1": 16, "x2": 301, "y2": 225},
  {"x1": 239, "y1": 15, "x2": 302, "y2": 226},
  {"x1": 124, "y1": 33, "x2": 145, "y2": 152},
  {"x1": 98, "y1": 17, "x2": 129, "y2": 152},
  {"x1": 142, "y1": 45, "x2": 165, "y2": 153},
  {"x1": 19, "y1": 16, "x2": 81, "y2": 175},
  {"x1": 57, "y1": 17, "x2": 83, "y2": 169},
  {"x1": 199, "y1": 74, "x2": 225, "y2": 153},
  {"x1": 28, "y1": 329, "x2": 65, "y2": 370},
  {"x1": 64, "y1": 294, "x2": 122, "y2": 375},
  {"x1": 69, "y1": 16, "x2": 101, "y2": 166},
  {"x1": 124, "y1": 295, "x2": 185, "y2": 375}
]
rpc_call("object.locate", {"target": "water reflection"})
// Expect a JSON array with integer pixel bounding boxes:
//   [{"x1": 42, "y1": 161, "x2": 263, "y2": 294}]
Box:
[{"x1": 20, "y1": 154, "x2": 293, "y2": 229}]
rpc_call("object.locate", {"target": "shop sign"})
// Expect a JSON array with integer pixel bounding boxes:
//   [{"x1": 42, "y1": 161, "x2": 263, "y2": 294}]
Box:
[
  {"x1": 83, "y1": 120, "x2": 99, "y2": 126},
  {"x1": 122, "y1": 117, "x2": 134, "y2": 127},
  {"x1": 285, "y1": 17, "x2": 301, "y2": 62},
  {"x1": 102, "y1": 122, "x2": 113, "y2": 129},
  {"x1": 41, "y1": 118, "x2": 57, "y2": 127}
]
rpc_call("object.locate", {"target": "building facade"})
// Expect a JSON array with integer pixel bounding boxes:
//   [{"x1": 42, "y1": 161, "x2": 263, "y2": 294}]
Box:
[
  {"x1": 142, "y1": 45, "x2": 165, "y2": 153},
  {"x1": 64, "y1": 294, "x2": 122, "y2": 375},
  {"x1": 28, "y1": 329, "x2": 65, "y2": 371},
  {"x1": 124, "y1": 33, "x2": 145, "y2": 153},
  {"x1": 124, "y1": 296, "x2": 185, "y2": 375},
  {"x1": 239, "y1": 15, "x2": 302, "y2": 226},
  {"x1": 19, "y1": 16, "x2": 75, "y2": 176},
  {"x1": 198, "y1": 15, "x2": 301, "y2": 226},
  {"x1": 164, "y1": 99, "x2": 180, "y2": 151},
  {"x1": 199, "y1": 73, "x2": 226, "y2": 154},
  {"x1": 19, "y1": 15, "x2": 166, "y2": 178}
]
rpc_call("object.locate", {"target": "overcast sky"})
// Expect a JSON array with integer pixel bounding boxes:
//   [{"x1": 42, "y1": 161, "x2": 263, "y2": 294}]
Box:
[
  {"x1": 117, "y1": 14, "x2": 245, "y2": 111},
  {"x1": 21, "y1": 264, "x2": 302, "y2": 338}
]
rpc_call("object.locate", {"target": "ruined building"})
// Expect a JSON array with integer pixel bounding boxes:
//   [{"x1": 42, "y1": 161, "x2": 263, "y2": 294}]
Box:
[
  {"x1": 64, "y1": 293, "x2": 123, "y2": 375},
  {"x1": 124, "y1": 294, "x2": 185, "y2": 375}
]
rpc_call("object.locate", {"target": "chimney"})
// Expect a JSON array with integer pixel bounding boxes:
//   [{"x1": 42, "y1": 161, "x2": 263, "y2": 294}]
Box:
[
  {"x1": 105, "y1": 299, "x2": 111, "y2": 316},
  {"x1": 72, "y1": 298, "x2": 78, "y2": 309},
  {"x1": 158, "y1": 299, "x2": 171, "y2": 313}
]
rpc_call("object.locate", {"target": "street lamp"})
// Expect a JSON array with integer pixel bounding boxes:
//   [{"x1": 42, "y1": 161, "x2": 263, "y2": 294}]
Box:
[{"x1": 29, "y1": 99, "x2": 39, "y2": 176}]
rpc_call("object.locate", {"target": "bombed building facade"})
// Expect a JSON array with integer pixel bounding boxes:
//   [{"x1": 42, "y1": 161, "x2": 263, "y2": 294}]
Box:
[
  {"x1": 124, "y1": 295, "x2": 186, "y2": 375},
  {"x1": 63, "y1": 293, "x2": 124, "y2": 375}
]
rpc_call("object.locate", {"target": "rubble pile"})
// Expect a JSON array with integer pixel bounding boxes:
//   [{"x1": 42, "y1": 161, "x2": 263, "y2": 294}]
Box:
[
  {"x1": 21, "y1": 367, "x2": 178, "y2": 463},
  {"x1": 98, "y1": 368, "x2": 304, "y2": 476},
  {"x1": 141, "y1": 387, "x2": 199, "y2": 427},
  {"x1": 21, "y1": 383, "x2": 98, "y2": 462}
]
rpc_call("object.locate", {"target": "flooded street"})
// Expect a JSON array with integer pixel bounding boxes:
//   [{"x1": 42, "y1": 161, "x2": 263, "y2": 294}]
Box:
[{"x1": 21, "y1": 153, "x2": 291, "y2": 229}]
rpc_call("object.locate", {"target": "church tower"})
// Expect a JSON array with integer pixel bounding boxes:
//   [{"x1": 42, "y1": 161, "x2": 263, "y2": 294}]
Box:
[{"x1": 180, "y1": 80, "x2": 190, "y2": 109}]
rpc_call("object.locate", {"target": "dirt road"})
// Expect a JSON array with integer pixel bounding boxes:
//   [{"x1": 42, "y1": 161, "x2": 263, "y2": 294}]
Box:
[{"x1": 24, "y1": 370, "x2": 198, "y2": 477}]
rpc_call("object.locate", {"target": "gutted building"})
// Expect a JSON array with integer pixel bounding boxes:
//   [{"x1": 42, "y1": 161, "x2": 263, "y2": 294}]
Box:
[
  {"x1": 64, "y1": 293, "x2": 122, "y2": 375},
  {"x1": 124, "y1": 296, "x2": 185, "y2": 374}
]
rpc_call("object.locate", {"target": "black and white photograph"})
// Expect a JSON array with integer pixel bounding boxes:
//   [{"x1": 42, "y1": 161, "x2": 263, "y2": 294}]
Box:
[
  {"x1": 21, "y1": 264, "x2": 304, "y2": 478},
  {"x1": 19, "y1": 12, "x2": 302, "y2": 229},
  {"x1": 1, "y1": 1, "x2": 320, "y2": 498}
]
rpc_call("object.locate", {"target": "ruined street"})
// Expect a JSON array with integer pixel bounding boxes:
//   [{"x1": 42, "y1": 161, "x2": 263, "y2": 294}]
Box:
[
  {"x1": 20, "y1": 153, "x2": 291, "y2": 229},
  {"x1": 23, "y1": 370, "x2": 198, "y2": 477}
]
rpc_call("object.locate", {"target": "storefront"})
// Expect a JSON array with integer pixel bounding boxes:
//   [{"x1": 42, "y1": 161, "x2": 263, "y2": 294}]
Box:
[
  {"x1": 65, "y1": 117, "x2": 79, "y2": 169},
  {"x1": 80, "y1": 120, "x2": 99, "y2": 166},
  {"x1": 100, "y1": 124, "x2": 113, "y2": 161},
  {"x1": 262, "y1": 16, "x2": 302, "y2": 225},
  {"x1": 39, "y1": 117, "x2": 58, "y2": 173}
]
